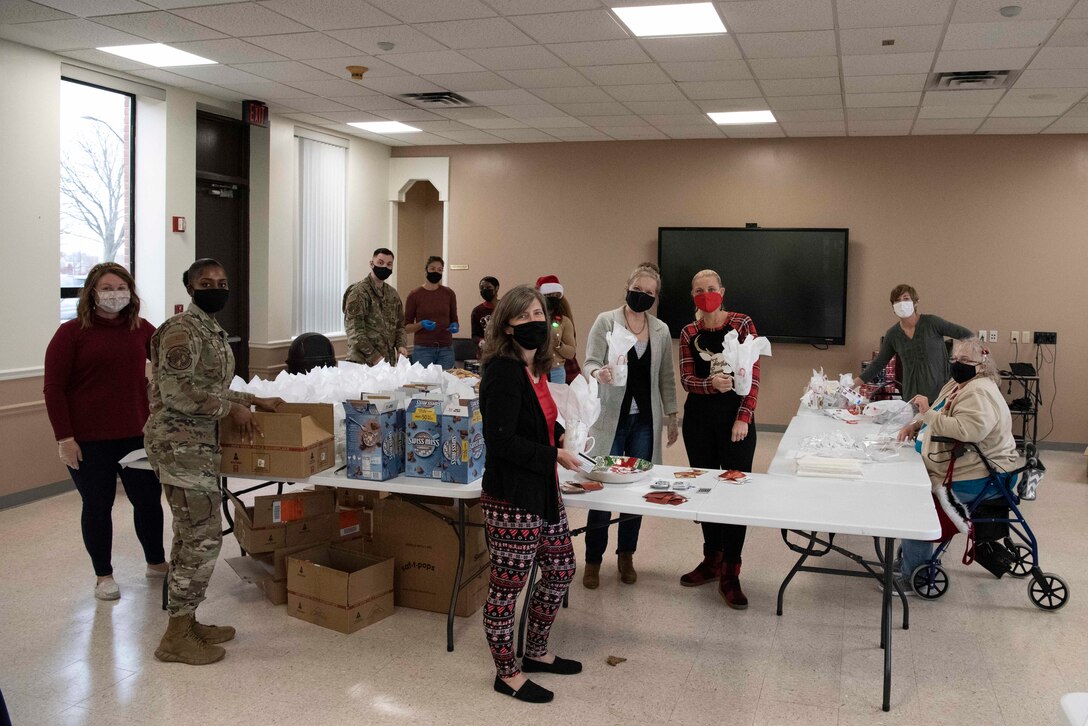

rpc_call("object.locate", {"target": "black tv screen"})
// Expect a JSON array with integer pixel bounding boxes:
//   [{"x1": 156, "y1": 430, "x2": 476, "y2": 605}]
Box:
[{"x1": 657, "y1": 227, "x2": 849, "y2": 345}]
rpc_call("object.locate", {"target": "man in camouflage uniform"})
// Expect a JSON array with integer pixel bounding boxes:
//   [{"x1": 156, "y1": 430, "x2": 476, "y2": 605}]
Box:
[
  {"x1": 344, "y1": 247, "x2": 408, "y2": 365},
  {"x1": 146, "y1": 258, "x2": 280, "y2": 665}
]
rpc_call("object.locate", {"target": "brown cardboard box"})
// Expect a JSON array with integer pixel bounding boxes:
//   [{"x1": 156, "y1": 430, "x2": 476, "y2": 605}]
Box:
[
  {"x1": 369, "y1": 496, "x2": 488, "y2": 615},
  {"x1": 287, "y1": 545, "x2": 395, "y2": 634},
  {"x1": 335, "y1": 505, "x2": 374, "y2": 544},
  {"x1": 225, "y1": 543, "x2": 315, "y2": 604},
  {"x1": 313, "y1": 484, "x2": 389, "y2": 510},
  {"x1": 228, "y1": 489, "x2": 338, "y2": 554},
  {"x1": 220, "y1": 403, "x2": 335, "y2": 479}
]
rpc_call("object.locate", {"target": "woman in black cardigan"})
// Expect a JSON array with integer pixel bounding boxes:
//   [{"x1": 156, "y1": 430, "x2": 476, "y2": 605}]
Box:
[{"x1": 479, "y1": 284, "x2": 583, "y2": 704}]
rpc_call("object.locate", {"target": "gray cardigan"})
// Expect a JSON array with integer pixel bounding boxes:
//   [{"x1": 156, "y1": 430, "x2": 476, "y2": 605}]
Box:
[{"x1": 582, "y1": 307, "x2": 678, "y2": 465}]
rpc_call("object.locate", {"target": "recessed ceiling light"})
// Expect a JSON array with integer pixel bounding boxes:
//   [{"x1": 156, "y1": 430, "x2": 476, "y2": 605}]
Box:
[
  {"x1": 348, "y1": 121, "x2": 421, "y2": 134},
  {"x1": 612, "y1": 2, "x2": 726, "y2": 38},
  {"x1": 97, "y1": 43, "x2": 216, "y2": 67},
  {"x1": 999, "y1": 5, "x2": 1022, "y2": 17},
  {"x1": 708, "y1": 110, "x2": 776, "y2": 125}
]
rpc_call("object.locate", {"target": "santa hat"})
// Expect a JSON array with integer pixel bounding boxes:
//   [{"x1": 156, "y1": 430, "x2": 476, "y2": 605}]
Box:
[{"x1": 536, "y1": 274, "x2": 564, "y2": 296}]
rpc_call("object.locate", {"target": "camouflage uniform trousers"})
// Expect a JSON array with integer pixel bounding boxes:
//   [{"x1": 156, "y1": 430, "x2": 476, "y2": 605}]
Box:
[{"x1": 163, "y1": 483, "x2": 222, "y2": 617}]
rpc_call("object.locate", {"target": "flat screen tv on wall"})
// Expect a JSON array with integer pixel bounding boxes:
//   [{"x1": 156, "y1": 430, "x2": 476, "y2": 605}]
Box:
[{"x1": 657, "y1": 227, "x2": 849, "y2": 345}]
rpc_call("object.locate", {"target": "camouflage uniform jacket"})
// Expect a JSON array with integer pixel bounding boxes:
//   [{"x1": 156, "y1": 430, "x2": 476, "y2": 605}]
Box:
[
  {"x1": 344, "y1": 275, "x2": 407, "y2": 364},
  {"x1": 144, "y1": 304, "x2": 253, "y2": 491}
]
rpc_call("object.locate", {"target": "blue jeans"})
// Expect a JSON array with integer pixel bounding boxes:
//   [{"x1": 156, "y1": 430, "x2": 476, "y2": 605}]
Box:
[
  {"x1": 411, "y1": 345, "x2": 455, "y2": 370},
  {"x1": 585, "y1": 413, "x2": 654, "y2": 564},
  {"x1": 548, "y1": 366, "x2": 566, "y2": 384}
]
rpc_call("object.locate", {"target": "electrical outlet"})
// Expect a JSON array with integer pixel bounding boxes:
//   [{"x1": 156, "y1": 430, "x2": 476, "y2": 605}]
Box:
[
  {"x1": 978, "y1": 329, "x2": 986, "y2": 341},
  {"x1": 1034, "y1": 331, "x2": 1057, "y2": 345},
  {"x1": 988, "y1": 330, "x2": 998, "y2": 343},
  {"x1": 1010, "y1": 331, "x2": 1020, "y2": 343}
]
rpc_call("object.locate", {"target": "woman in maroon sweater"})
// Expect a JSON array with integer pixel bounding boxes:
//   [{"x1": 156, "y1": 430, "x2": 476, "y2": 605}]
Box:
[{"x1": 44, "y1": 262, "x2": 166, "y2": 601}]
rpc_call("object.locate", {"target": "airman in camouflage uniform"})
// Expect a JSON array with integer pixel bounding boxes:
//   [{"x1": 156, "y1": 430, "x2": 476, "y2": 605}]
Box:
[{"x1": 345, "y1": 248, "x2": 408, "y2": 365}]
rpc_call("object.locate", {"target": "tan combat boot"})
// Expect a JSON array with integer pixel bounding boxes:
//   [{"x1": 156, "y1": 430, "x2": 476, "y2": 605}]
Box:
[
  {"x1": 582, "y1": 563, "x2": 600, "y2": 589},
  {"x1": 617, "y1": 553, "x2": 637, "y2": 584},
  {"x1": 192, "y1": 620, "x2": 236, "y2": 644},
  {"x1": 154, "y1": 615, "x2": 226, "y2": 665}
]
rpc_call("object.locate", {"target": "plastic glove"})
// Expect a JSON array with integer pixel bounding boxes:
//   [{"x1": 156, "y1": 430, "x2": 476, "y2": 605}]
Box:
[
  {"x1": 421, "y1": 319, "x2": 437, "y2": 331},
  {"x1": 448, "y1": 322, "x2": 459, "y2": 334}
]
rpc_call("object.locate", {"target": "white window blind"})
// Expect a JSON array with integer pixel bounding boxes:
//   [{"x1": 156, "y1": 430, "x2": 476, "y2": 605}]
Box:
[{"x1": 296, "y1": 136, "x2": 347, "y2": 336}]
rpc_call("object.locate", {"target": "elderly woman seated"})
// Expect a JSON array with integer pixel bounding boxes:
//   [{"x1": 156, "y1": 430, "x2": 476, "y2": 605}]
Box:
[{"x1": 895, "y1": 336, "x2": 1019, "y2": 584}]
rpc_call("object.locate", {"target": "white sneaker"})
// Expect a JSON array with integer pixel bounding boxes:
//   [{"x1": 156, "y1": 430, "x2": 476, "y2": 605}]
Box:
[
  {"x1": 145, "y1": 564, "x2": 168, "y2": 579},
  {"x1": 95, "y1": 578, "x2": 121, "y2": 601}
]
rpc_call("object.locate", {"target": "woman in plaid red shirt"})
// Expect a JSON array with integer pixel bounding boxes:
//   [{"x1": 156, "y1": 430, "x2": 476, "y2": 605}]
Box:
[{"x1": 678, "y1": 269, "x2": 761, "y2": 609}]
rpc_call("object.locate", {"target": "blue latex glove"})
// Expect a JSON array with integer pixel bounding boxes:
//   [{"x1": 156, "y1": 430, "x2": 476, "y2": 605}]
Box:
[
  {"x1": 448, "y1": 322, "x2": 460, "y2": 334},
  {"x1": 420, "y1": 319, "x2": 437, "y2": 331}
]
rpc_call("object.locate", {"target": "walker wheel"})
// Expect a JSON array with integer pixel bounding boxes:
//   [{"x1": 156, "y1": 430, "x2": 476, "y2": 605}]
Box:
[
  {"x1": 1028, "y1": 572, "x2": 1069, "y2": 611},
  {"x1": 911, "y1": 563, "x2": 949, "y2": 599},
  {"x1": 1008, "y1": 544, "x2": 1034, "y2": 578}
]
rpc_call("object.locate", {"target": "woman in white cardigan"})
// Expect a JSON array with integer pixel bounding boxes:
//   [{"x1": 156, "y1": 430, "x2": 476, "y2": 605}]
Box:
[{"x1": 580, "y1": 263, "x2": 679, "y2": 589}]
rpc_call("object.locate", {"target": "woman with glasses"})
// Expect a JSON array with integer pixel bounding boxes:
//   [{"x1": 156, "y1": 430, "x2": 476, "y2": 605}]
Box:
[
  {"x1": 580, "y1": 263, "x2": 678, "y2": 588},
  {"x1": 44, "y1": 262, "x2": 167, "y2": 601}
]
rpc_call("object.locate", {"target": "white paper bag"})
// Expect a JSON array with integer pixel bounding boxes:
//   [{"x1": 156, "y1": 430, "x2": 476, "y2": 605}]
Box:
[
  {"x1": 605, "y1": 324, "x2": 638, "y2": 367},
  {"x1": 720, "y1": 329, "x2": 772, "y2": 397}
]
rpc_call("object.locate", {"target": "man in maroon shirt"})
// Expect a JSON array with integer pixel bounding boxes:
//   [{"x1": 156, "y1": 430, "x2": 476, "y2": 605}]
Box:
[{"x1": 404, "y1": 255, "x2": 459, "y2": 370}]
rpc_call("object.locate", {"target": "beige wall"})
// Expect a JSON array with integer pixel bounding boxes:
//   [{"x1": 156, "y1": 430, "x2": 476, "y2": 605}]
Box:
[{"x1": 393, "y1": 135, "x2": 1087, "y2": 444}]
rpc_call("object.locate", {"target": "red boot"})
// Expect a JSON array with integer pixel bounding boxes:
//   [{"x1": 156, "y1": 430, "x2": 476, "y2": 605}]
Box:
[
  {"x1": 719, "y1": 561, "x2": 748, "y2": 610},
  {"x1": 680, "y1": 547, "x2": 723, "y2": 587}
]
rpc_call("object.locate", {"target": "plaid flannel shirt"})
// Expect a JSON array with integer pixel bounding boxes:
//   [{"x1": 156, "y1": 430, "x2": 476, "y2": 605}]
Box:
[{"x1": 679, "y1": 313, "x2": 760, "y2": 424}]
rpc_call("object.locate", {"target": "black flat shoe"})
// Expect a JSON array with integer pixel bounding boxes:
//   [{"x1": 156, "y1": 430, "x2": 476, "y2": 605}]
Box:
[
  {"x1": 493, "y1": 676, "x2": 554, "y2": 703},
  {"x1": 522, "y1": 655, "x2": 583, "y2": 675}
]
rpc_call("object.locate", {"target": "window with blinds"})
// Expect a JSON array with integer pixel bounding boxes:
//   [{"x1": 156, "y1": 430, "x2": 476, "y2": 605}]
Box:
[{"x1": 296, "y1": 135, "x2": 347, "y2": 336}]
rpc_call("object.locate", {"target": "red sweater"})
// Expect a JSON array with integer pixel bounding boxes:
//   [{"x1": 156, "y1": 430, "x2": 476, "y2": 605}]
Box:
[
  {"x1": 404, "y1": 285, "x2": 458, "y2": 347},
  {"x1": 43, "y1": 315, "x2": 156, "y2": 442}
]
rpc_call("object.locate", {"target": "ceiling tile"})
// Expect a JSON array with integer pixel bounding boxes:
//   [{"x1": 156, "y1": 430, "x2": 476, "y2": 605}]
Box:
[
  {"x1": 358, "y1": 75, "x2": 447, "y2": 94},
  {"x1": 602, "y1": 127, "x2": 668, "y2": 139},
  {"x1": 461, "y1": 45, "x2": 566, "y2": 70},
  {"x1": 836, "y1": 0, "x2": 953, "y2": 29},
  {"x1": 275, "y1": 97, "x2": 356, "y2": 113},
  {"x1": 464, "y1": 88, "x2": 542, "y2": 105},
  {"x1": 722, "y1": 124, "x2": 785, "y2": 137},
  {"x1": 288, "y1": 78, "x2": 378, "y2": 96},
  {"x1": 555, "y1": 101, "x2": 630, "y2": 115},
  {"x1": 1047, "y1": 18, "x2": 1088, "y2": 46},
  {"x1": 365, "y1": 0, "x2": 495, "y2": 23},
  {"x1": 371, "y1": 107, "x2": 445, "y2": 121},
  {"x1": 91, "y1": 11, "x2": 228, "y2": 42},
  {"x1": 782, "y1": 121, "x2": 846, "y2": 136},
  {"x1": 1063, "y1": 101, "x2": 1088, "y2": 114},
  {"x1": 578, "y1": 63, "x2": 672, "y2": 85},
  {"x1": 1002, "y1": 87, "x2": 1088, "y2": 103},
  {"x1": 639, "y1": 35, "x2": 742, "y2": 62},
  {"x1": 912, "y1": 117, "x2": 985, "y2": 131},
  {"x1": 171, "y1": 38, "x2": 286, "y2": 64},
  {"x1": 843, "y1": 74, "x2": 927, "y2": 93},
  {"x1": 245, "y1": 32, "x2": 363, "y2": 60},
  {"x1": 433, "y1": 106, "x2": 506, "y2": 119},
  {"x1": 578, "y1": 115, "x2": 648, "y2": 127},
  {"x1": 129, "y1": 67, "x2": 205, "y2": 85},
  {"x1": 0, "y1": 18, "x2": 145, "y2": 50},
  {"x1": 1042, "y1": 115, "x2": 1088, "y2": 130},
  {"x1": 716, "y1": 0, "x2": 834, "y2": 33},
  {"x1": 421, "y1": 71, "x2": 517, "y2": 91},
  {"x1": 303, "y1": 55, "x2": 405, "y2": 78},
  {"x1": 952, "y1": 0, "x2": 1075, "y2": 23},
  {"x1": 490, "y1": 128, "x2": 561, "y2": 142},
  {"x1": 392, "y1": 131, "x2": 462, "y2": 144},
  {"x1": 330, "y1": 95, "x2": 414, "y2": 111},
  {"x1": 916, "y1": 103, "x2": 995, "y2": 117},
  {"x1": 315, "y1": 110, "x2": 386, "y2": 122},
  {"x1": 839, "y1": 25, "x2": 942, "y2": 55},
  {"x1": 281, "y1": 112, "x2": 338, "y2": 126},
  {"x1": 167, "y1": 64, "x2": 268, "y2": 84},
  {"x1": 489, "y1": 0, "x2": 602, "y2": 13},
  {"x1": 546, "y1": 39, "x2": 650, "y2": 66},
  {"x1": 735, "y1": 30, "x2": 837, "y2": 58},
  {"x1": 977, "y1": 117, "x2": 1055, "y2": 132},
  {"x1": 529, "y1": 116, "x2": 588, "y2": 128},
  {"x1": 327, "y1": 25, "x2": 448, "y2": 54},
  {"x1": 384, "y1": 50, "x2": 486, "y2": 75},
  {"x1": 677, "y1": 79, "x2": 762, "y2": 99},
  {"x1": 657, "y1": 126, "x2": 726, "y2": 138},
  {"x1": 922, "y1": 88, "x2": 1006, "y2": 105},
  {"x1": 990, "y1": 99, "x2": 1076, "y2": 116},
  {"x1": 256, "y1": 0, "x2": 400, "y2": 30},
  {"x1": 415, "y1": 17, "x2": 534, "y2": 49},
  {"x1": 639, "y1": 113, "x2": 713, "y2": 126},
  {"x1": 0, "y1": 1, "x2": 73, "y2": 23},
  {"x1": 842, "y1": 52, "x2": 936, "y2": 75},
  {"x1": 768, "y1": 94, "x2": 842, "y2": 110},
  {"x1": 492, "y1": 103, "x2": 565, "y2": 118},
  {"x1": 1072, "y1": 0, "x2": 1088, "y2": 18},
  {"x1": 749, "y1": 56, "x2": 839, "y2": 78},
  {"x1": 1030, "y1": 46, "x2": 1088, "y2": 69},
  {"x1": 695, "y1": 97, "x2": 770, "y2": 112},
  {"x1": 433, "y1": 129, "x2": 506, "y2": 143},
  {"x1": 603, "y1": 83, "x2": 686, "y2": 101},
  {"x1": 760, "y1": 76, "x2": 840, "y2": 95},
  {"x1": 543, "y1": 126, "x2": 612, "y2": 140},
  {"x1": 934, "y1": 48, "x2": 1036, "y2": 72},
  {"x1": 623, "y1": 99, "x2": 701, "y2": 115},
  {"x1": 498, "y1": 67, "x2": 592, "y2": 87},
  {"x1": 223, "y1": 80, "x2": 317, "y2": 100},
  {"x1": 660, "y1": 60, "x2": 752, "y2": 82},
  {"x1": 407, "y1": 120, "x2": 474, "y2": 132},
  {"x1": 943, "y1": 20, "x2": 1057, "y2": 50},
  {"x1": 529, "y1": 86, "x2": 614, "y2": 103},
  {"x1": 35, "y1": 0, "x2": 152, "y2": 15},
  {"x1": 848, "y1": 106, "x2": 918, "y2": 119},
  {"x1": 462, "y1": 116, "x2": 529, "y2": 128},
  {"x1": 507, "y1": 10, "x2": 629, "y2": 44},
  {"x1": 846, "y1": 91, "x2": 923, "y2": 107},
  {"x1": 773, "y1": 108, "x2": 843, "y2": 122},
  {"x1": 1015, "y1": 68, "x2": 1088, "y2": 86},
  {"x1": 172, "y1": 3, "x2": 309, "y2": 36},
  {"x1": 848, "y1": 119, "x2": 913, "y2": 134},
  {"x1": 234, "y1": 61, "x2": 338, "y2": 83},
  {"x1": 59, "y1": 48, "x2": 150, "y2": 70}
]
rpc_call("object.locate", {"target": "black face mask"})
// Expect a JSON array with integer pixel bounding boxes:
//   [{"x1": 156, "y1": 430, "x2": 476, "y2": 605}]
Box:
[
  {"x1": 192, "y1": 288, "x2": 229, "y2": 315},
  {"x1": 372, "y1": 266, "x2": 393, "y2": 281},
  {"x1": 510, "y1": 321, "x2": 550, "y2": 351},
  {"x1": 950, "y1": 361, "x2": 977, "y2": 384},
  {"x1": 626, "y1": 290, "x2": 655, "y2": 313},
  {"x1": 480, "y1": 288, "x2": 495, "y2": 302},
  {"x1": 426, "y1": 271, "x2": 442, "y2": 284}
]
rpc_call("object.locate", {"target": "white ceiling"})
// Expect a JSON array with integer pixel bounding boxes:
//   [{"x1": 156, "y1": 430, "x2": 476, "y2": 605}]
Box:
[{"x1": 3, "y1": 0, "x2": 1088, "y2": 145}]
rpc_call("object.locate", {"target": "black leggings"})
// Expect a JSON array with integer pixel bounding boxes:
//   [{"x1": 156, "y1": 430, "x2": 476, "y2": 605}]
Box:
[
  {"x1": 67, "y1": 436, "x2": 165, "y2": 577},
  {"x1": 683, "y1": 394, "x2": 757, "y2": 561}
]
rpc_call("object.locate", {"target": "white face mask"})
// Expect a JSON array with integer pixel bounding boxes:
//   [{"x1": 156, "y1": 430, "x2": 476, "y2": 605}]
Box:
[
  {"x1": 96, "y1": 290, "x2": 130, "y2": 314},
  {"x1": 892, "y1": 299, "x2": 914, "y2": 319}
]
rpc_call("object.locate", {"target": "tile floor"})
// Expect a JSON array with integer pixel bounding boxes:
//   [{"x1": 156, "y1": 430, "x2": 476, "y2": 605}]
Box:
[{"x1": 1, "y1": 434, "x2": 1085, "y2": 725}]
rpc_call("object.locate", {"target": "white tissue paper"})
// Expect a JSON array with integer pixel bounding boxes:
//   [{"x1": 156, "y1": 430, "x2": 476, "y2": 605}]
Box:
[
  {"x1": 606, "y1": 324, "x2": 638, "y2": 366},
  {"x1": 720, "y1": 329, "x2": 772, "y2": 397},
  {"x1": 548, "y1": 375, "x2": 602, "y2": 454},
  {"x1": 863, "y1": 399, "x2": 914, "y2": 427}
]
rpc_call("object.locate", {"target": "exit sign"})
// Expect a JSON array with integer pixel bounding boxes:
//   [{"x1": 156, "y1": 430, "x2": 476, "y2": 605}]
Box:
[{"x1": 243, "y1": 100, "x2": 268, "y2": 128}]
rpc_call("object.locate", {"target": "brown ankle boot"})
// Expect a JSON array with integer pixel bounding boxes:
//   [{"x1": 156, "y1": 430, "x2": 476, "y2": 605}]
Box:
[
  {"x1": 680, "y1": 548, "x2": 723, "y2": 587},
  {"x1": 192, "y1": 619, "x2": 236, "y2": 644},
  {"x1": 719, "y1": 561, "x2": 748, "y2": 610},
  {"x1": 582, "y1": 563, "x2": 600, "y2": 590},
  {"x1": 155, "y1": 615, "x2": 226, "y2": 665},
  {"x1": 617, "y1": 553, "x2": 637, "y2": 584}
]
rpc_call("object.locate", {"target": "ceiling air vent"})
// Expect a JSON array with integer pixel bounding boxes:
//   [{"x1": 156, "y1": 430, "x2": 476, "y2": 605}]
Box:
[
  {"x1": 400, "y1": 91, "x2": 475, "y2": 107},
  {"x1": 926, "y1": 70, "x2": 1020, "y2": 90}
]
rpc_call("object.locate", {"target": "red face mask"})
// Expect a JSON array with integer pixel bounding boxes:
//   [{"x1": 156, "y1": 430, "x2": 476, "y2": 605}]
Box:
[{"x1": 694, "y1": 291, "x2": 722, "y2": 313}]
